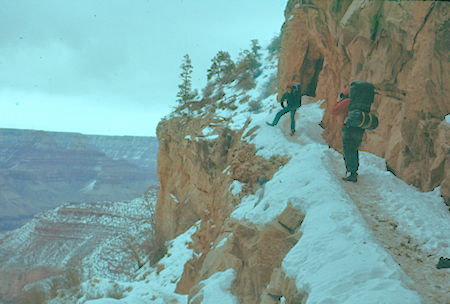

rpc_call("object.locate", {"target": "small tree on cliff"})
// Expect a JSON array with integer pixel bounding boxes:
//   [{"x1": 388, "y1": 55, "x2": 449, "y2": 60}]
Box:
[
  {"x1": 207, "y1": 51, "x2": 235, "y2": 83},
  {"x1": 235, "y1": 39, "x2": 262, "y2": 90},
  {"x1": 267, "y1": 33, "x2": 281, "y2": 58},
  {"x1": 250, "y1": 39, "x2": 261, "y2": 59},
  {"x1": 176, "y1": 54, "x2": 197, "y2": 104}
]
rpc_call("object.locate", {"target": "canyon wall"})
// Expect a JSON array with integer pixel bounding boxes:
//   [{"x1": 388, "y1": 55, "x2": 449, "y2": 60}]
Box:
[
  {"x1": 277, "y1": 0, "x2": 449, "y2": 203},
  {"x1": 149, "y1": 1, "x2": 450, "y2": 301},
  {"x1": 0, "y1": 188, "x2": 159, "y2": 301},
  {"x1": 154, "y1": 112, "x2": 299, "y2": 303},
  {"x1": 0, "y1": 128, "x2": 159, "y2": 230}
]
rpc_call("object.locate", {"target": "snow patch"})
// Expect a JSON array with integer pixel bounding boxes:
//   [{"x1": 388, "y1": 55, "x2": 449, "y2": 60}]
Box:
[
  {"x1": 229, "y1": 180, "x2": 244, "y2": 196},
  {"x1": 203, "y1": 134, "x2": 219, "y2": 140},
  {"x1": 222, "y1": 165, "x2": 231, "y2": 174},
  {"x1": 83, "y1": 223, "x2": 198, "y2": 304},
  {"x1": 190, "y1": 269, "x2": 238, "y2": 304},
  {"x1": 201, "y1": 126, "x2": 215, "y2": 136},
  {"x1": 81, "y1": 180, "x2": 97, "y2": 192},
  {"x1": 215, "y1": 233, "x2": 232, "y2": 249},
  {"x1": 170, "y1": 193, "x2": 179, "y2": 203}
]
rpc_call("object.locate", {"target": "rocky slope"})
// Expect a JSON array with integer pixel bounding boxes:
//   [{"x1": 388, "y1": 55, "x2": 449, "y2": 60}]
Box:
[
  {"x1": 3, "y1": 2, "x2": 449, "y2": 303},
  {"x1": 144, "y1": 54, "x2": 448, "y2": 302},
  {"x1": 0, "y1": 128, "x2": 158, "y2": 230},
  {"x1": 155, "y1": 113, "x2": 291, "y2": 302},
  {"x1": 148, "y1": 3, "x2": 450, "y2": 301},
  {"x1": 0, "y1": 187, "x2": 158, "y2": 302},
  {"x1": 277, "y1": 0, "x2": 449, "y2": 203}
]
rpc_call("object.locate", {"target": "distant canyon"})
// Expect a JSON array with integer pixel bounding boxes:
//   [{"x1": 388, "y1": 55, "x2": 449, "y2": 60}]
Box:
[{"x1": 0, "y1": 128, "x2": 159, "y2": 231}]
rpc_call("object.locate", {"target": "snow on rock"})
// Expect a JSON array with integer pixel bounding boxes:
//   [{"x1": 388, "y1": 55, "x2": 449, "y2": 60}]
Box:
[
  {"x1": 170, "y1": 193, "x2": 179, "y2": 203},
  {"x1": 82, "y1": 223, "x2": 198, "y2": 304},
  {"x1": 190, "y1": 269, "x2": 238, "y2": 304},
  {"x1": 57, "y1": 45, "x2": 448, "y2": 303},
  {"x1": 201, "y1": 126, "x2": 215, "y2": 136},
  {"x1": 81, "y1": 180, "x2": 97, "y2": 192},
  {"x1": 229, "y1": 92, "x2": 448, "y2": 302},
  {"x1": 202, "y1": 134, "x2": 219, "y2": 140},
  {"x1": 215, "y1": 233, "x2": 232, "y2": 249},
  {"x1": 229, "y1": 180, "x2": 244, "y2": 196}
]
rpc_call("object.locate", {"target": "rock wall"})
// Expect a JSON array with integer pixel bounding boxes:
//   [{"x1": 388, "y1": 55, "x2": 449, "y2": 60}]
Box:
[
  {"x1": 155, "y1": 114, "x2": 292, "y2": 302},
  {"x1": 278, "y1": 0, "x2": 449, "y2": 203},
  {"x1": 151, "y1": 1, "x2": 449, "y2": 301}
]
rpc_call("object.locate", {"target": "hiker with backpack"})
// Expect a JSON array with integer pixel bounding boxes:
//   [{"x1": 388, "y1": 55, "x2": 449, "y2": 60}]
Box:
[
  {"x1": 266, "y1": 81, "x2": 302, "y2": 136},
  {"x1": 332, "y1": 81, "x2": 378, "y2": 182}
]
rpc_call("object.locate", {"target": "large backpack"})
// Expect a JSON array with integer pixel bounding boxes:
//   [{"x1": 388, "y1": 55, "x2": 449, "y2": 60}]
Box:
[
  {"x1": 291, "y1": 82, "x2": 302, "y2": 107},
  {"x1": 345, "y1": 110, "x2": 379, "y2": 130},
  {"x1": 349, "y1": 80, "x2": 374, "y2": 112},
  {"x1": 345, "y1": 80, "x2": 379, "y2": 130}
]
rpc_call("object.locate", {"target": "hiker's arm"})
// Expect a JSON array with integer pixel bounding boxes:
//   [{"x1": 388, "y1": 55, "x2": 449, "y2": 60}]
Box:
[
  {"x1": 339, "y1": 86, "x2": 349, "y2": 99},
  {"x1": 332, "y1": 98, "x2": 349, "y2": 115},
  {"x1": 279, "y1": 92, "x2": 288, "y2": 108}
]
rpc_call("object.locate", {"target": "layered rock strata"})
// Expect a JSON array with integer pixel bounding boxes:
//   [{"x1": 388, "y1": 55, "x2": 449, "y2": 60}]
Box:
[
  {"x1": 0, "y1": 188, "x2": 158, "y2": 301},
  {"x1": 0, "y1": 128, "x2": 159, "y2": 230}
]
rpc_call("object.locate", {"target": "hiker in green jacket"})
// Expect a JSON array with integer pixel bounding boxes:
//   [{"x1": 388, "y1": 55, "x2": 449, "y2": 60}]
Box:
[{"x1": 266, "y1": 82, "x2": 301, "y2": 136}]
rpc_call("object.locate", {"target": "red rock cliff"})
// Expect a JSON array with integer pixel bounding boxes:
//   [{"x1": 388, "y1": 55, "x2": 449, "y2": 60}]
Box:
[{"x1": 278, "y1": 0, "x2": 449, "y2": 203}]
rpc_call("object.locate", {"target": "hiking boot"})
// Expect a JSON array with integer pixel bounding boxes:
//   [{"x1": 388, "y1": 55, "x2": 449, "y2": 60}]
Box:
[
  {"x1": 266, "y1": 122, "x2": 275, "y2": 127},
  {"x1": 437, "y1": 257, "x2": 450, "y2": 269},
  {"x1": 342, "y1": 172, "x2": 357, "y2": 182},
  {"x1": 290, "y1": 130, "x2": 295, "y2": 136}
]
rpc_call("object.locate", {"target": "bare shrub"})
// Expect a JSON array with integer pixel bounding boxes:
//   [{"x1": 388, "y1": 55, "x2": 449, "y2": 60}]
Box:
[
  {"x1": 147, "y1": 229, "x2": 168, "y2": 267},
  {"x1": 267, "y1": 33, "x2": 282, "y2": 58},
  {"x1": 239, "y1": 95, "x2": 251, "y2": 104},
  {"x1": 142, "y1": 195, "x2": 168, "y2": 267},
  {"x1": 106, "y1": 283, "x2": 125, "y2": 299},
  {"x1": 202, "y1": 81, "x2": 216, "y2": 98},
  {"x1": 236, "y1": 72, "x2": 256, "y2": 90},
  {"x1": 260, "y1": 73, "x2": 278, "y2": 100},
  {"x1": 14, "y1": 285, "x2": 48, "y2": 304},
  {"x1": 49, "y1": 267, "x2": 81, "y2": 299},
  {"x1": 248, "y1": 99, "x2": 263, "y2": 113},
  {"x1": 65, "y1": 267, "x2": 81, "y2": 289}
]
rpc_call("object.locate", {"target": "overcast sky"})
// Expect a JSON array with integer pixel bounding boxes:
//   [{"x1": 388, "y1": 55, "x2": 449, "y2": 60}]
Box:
[{"x1": 0, "y1": 0, "x2": 286, "y2": 136}]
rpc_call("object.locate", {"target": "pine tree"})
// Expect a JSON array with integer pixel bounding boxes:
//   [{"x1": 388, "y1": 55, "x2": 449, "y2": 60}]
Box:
[
  {"x1": 251, "y1": 39, "x2": 261, "y2": 58},
  {"x1": 207, "y1": 51, "x2": 235, "y2": 83},
  {"x1": 176, "y1": 54, "x2": 197, "y2": 104},
  {"x1": 267, "y1": 34, "x2": 281, "y2": 56},
  {"x1": 234, "y1": 40, "x2": 262, "y2": 90}
]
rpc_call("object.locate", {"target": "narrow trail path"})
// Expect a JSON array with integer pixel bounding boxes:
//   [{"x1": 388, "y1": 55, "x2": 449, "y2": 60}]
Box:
[
  {"x1": 279, "y1": 117, "x2": 450, "y2": 304},
  {"x1": 325, "y1": 148, "x2": 450, "y2": 304}
]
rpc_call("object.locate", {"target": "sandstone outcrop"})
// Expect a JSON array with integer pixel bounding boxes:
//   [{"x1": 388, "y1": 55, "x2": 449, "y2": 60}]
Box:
[
  {"x1": 155, "y1": 113, "x2": 292, "y2": 302},
  {"x1": 278, "y1": 0, "x2": 449, "y2": 203},
  {"x1": 155, "y1": 115, "x2": 288, "y2": 240}
]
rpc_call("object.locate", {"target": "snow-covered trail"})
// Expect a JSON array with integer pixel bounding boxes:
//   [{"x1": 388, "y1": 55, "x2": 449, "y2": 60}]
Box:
[
  {"x1": 280, "y1": 108, "x2": 450, "y2": 304},
  {"x1": 326, "y1": 151, "x2": 449, "y2": 304}
]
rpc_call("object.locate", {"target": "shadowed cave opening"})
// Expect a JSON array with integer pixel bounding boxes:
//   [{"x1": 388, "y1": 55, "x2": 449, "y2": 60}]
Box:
[{"x1": 296, "y1": 43, "x2": 324, "y2": 97}]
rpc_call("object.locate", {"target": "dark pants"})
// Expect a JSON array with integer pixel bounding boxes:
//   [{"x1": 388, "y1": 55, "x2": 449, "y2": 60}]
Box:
[
  {"x1": 342, "y1": 126, "x2": 365, "y2": 174},
  {"x1": 270, "y1": 106, "x2": 298, "y2": 132}
]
